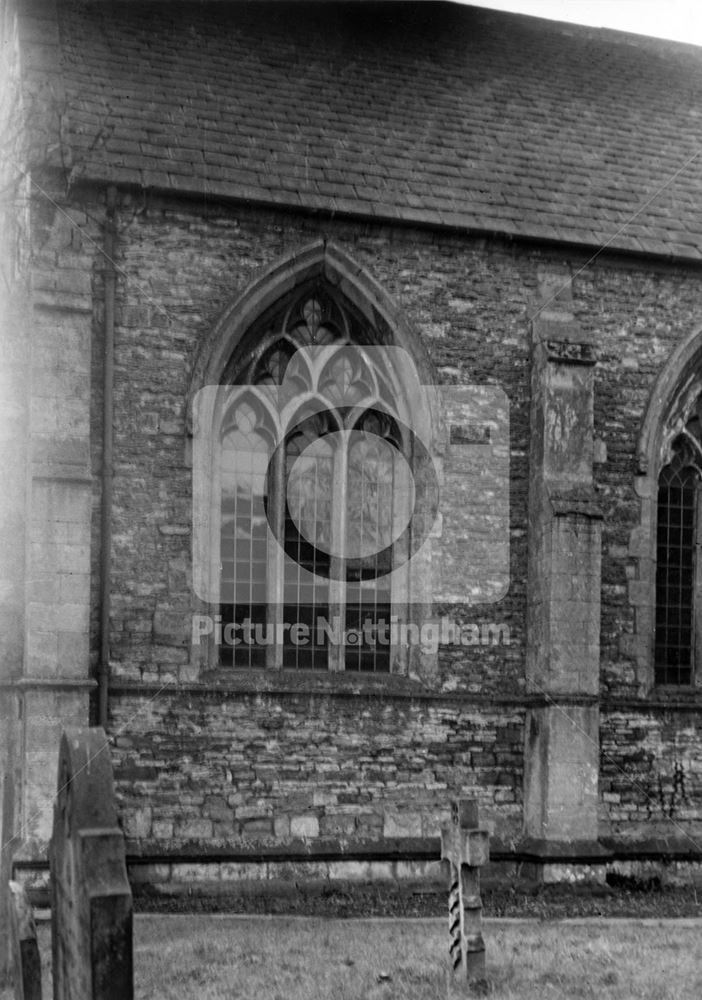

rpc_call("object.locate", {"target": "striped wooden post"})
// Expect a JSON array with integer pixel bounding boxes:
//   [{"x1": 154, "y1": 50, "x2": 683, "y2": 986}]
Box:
[{"x1": 440, "y1": 798, "x2": 489, "y2": 989}]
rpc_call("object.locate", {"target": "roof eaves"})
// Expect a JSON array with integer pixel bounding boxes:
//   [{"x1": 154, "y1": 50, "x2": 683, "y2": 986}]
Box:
[{"x1": 58, "y1": 167, "x2": 702, "y2": 265}]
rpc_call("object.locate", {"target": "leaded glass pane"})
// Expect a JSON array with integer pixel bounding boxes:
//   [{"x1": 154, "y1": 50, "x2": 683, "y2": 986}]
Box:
[
  {"x1": 655, "y1": 446, "x2": 698, "y2": 686},
  {"x1": 220, "y1": 402, "x2": 271, "y2": 667}
]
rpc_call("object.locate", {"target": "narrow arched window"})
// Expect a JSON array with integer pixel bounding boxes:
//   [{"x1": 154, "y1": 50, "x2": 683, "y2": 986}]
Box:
[
  {"x1": 216, "y1": 282, "x2": 413, "y2": 673},
  {"x1": 655, "y1": 435, "x2": 702, "y2": 686},
  {"x1": 219, "y1": 399, "x2": 273, "y2": 668}
]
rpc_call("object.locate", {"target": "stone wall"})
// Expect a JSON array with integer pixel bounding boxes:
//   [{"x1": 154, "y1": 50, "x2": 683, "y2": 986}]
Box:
[
  {"x1": 99, "y1": 194, "x2": 532, "y2": 694},
  {"x1": 110, "y1": 691, "x2": 524, "y2": 849},
  {"x1": 601, "y1": 706, "x2": 702, "y2": 844},
  {"x1": 92, "y1": 190, "x2": 702, "y2": 853},
  {"x1": 18, "y1": 181, "x2": 702, "y2": 864}
]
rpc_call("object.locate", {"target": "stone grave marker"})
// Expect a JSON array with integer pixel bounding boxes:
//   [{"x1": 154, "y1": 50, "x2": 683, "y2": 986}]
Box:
[
  {"x1": 49, "y1": 727, "x2": 133, "y2": 1000},
  {"x1": 8, "y1": 880, "x2": 42, "y2": 1000},
  {"x1": 440, "y1": 797, "x2": 490, "y2": 990}
]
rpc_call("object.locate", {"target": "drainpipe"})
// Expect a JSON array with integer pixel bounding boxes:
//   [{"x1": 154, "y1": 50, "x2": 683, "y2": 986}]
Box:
[{"x1": 98, "y1": 185, "x2": 117, "y2": 729}]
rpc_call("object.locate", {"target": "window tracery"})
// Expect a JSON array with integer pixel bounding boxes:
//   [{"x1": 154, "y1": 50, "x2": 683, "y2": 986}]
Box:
[{"x1": 217, "y1": 282, "x2": 412, "y2": 673}]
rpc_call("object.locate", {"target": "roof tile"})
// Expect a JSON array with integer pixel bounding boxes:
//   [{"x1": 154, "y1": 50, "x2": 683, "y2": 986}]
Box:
[{"x1": 37, "y1": 1, "x2": 702, "y2": 259}]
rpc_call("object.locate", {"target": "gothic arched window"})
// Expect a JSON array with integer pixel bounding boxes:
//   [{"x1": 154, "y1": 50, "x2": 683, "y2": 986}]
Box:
[
  {"x1": 216, "y1": 282, "x2": 414, "y2": 673},
  {"x1": 654, "y1": 421, "x2": 702, "y2": 686}
]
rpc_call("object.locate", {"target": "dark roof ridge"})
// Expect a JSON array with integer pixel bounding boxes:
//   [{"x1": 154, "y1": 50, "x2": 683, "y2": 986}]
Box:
[{"x1": 67, "y1": 0, "x2": 702, "y2": 55}]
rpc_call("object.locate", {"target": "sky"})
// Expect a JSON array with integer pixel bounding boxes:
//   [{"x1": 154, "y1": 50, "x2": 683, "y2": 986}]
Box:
[{"x1": 465, "y1": 1, "x2": 702, "y2": 46}]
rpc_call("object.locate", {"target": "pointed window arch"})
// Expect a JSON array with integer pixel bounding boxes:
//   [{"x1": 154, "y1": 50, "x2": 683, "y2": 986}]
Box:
[
  {"x1": 632, "y1": 328, "x2": 702, "y2": 691},
  {"x1": 190, "y1": 242, "x2": 442, "y2": 680}
]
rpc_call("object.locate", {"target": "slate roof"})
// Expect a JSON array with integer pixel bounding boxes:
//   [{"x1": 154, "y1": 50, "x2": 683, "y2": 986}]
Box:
[{"x1": 40, "y1": 1, "x2": 702, "y2": 258}]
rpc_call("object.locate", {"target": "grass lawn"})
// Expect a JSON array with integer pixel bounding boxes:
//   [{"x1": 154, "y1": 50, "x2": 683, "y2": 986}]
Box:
[{"x1": 4, "y1": 914, "x2": 702, "y2": 999}]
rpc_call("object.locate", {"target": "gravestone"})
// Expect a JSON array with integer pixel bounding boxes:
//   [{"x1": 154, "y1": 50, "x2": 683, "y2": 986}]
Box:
[
  {"x1": 440, "y1": 798, "x2": 490, "y2": 990},
  {"x1": 49, "y1": 727, "x2": 133, "y2": 1000},
  {"x1": 8, "y1": 881, "x2": 42, "y2": 1000}
]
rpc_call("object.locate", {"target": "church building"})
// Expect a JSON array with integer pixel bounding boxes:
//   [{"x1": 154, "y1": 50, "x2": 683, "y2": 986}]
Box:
[{"x1": 2, "y1": 0, "x2": 702, "y2": 922}]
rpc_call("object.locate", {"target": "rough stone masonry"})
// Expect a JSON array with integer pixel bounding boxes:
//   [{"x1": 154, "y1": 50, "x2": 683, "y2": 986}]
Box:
[{"x1": 3, "y1": 4, "x2": 702, "y2": 946}]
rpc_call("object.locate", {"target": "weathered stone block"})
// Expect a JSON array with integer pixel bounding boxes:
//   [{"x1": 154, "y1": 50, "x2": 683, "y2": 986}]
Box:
[
  {"x1": 290, "y1": 814, "x2": 319, "y2": 838},
  {"x1": 152, "y1": 610, "x2": 189, "y2": 645},
  {"x1": 241, "y1": 818, "x2": 273, "y2": 837},
  {"x1": 150, "y1": 820, "x2": 174, "y2": 840},
  {"x1": 319, "y1": 813, "x2": 355, "y2": 837},
  {"x1": 523, "y1": 705, "x2": 599, "y2": 844},
  {"x1": 175, "y1": 818, "x2": 213, "y2": 840},
  {"x1": 123, "y1": 806, "x2": 152, "y2": 840},
  {"x1": 383, "y1": 811, "x2": 422, "y2": 838},
  {"x1": 273, "y1": 815, "x2": 290, "y2": 838},
  {"x1": 330, "y1": 860, "x2": 372, "y2": 880}
]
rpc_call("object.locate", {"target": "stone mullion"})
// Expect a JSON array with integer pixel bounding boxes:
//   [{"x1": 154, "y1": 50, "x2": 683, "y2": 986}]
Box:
[
  {"x1": 327, "y1": 439, "x2": 347, "y2": 671},
  {"x1": 268, "y1": 446, "x2": 286, "y2": 669}
]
